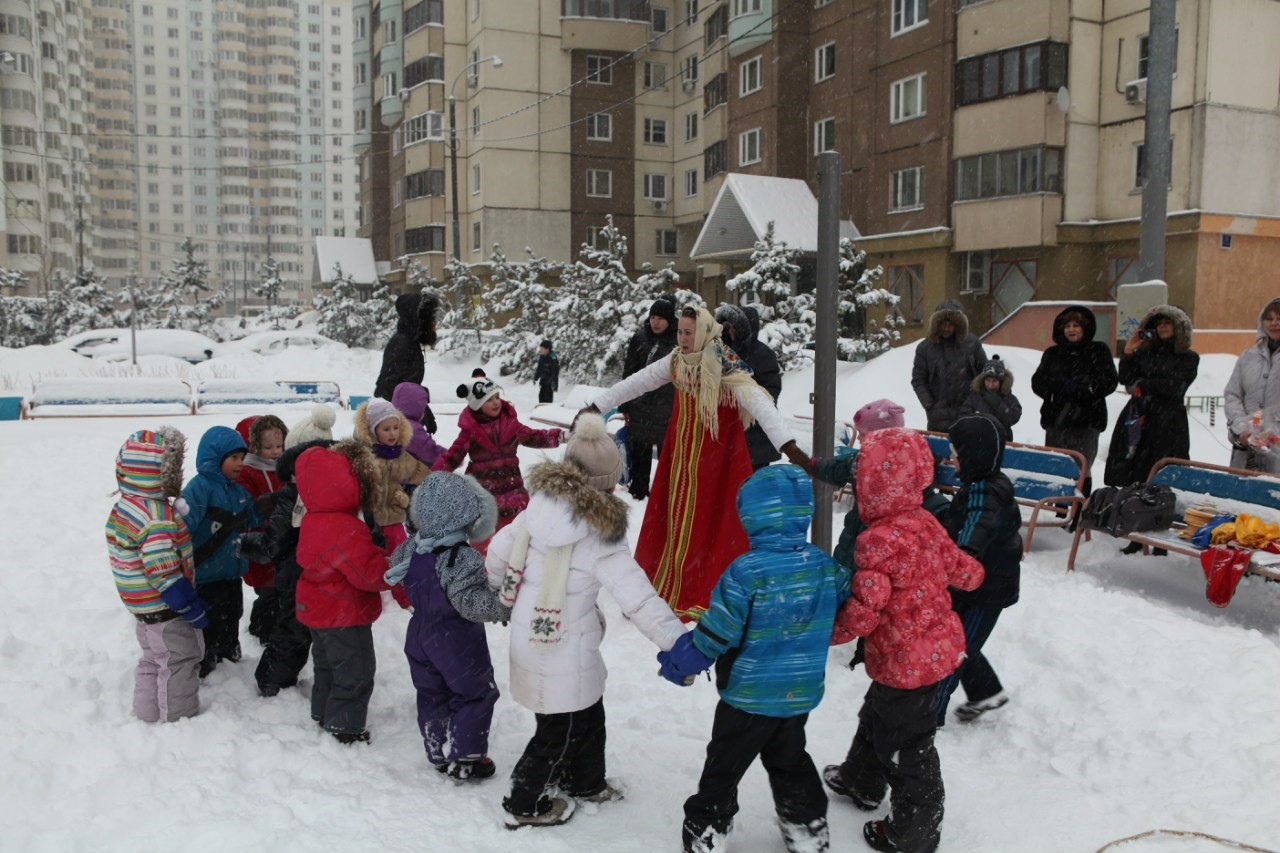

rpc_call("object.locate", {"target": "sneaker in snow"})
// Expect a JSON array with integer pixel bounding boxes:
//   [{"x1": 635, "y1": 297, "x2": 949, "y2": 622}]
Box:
[
  {"x1": 822, "y1": 765, "x2": 881, "y2": 811},
  {"x1": 503, "y1": 797, "x2": 576, "y2": 830},
  {"x1": 780, "y1": 816, "x2": 829, "y2": 853},
  {"x1": 954, "y1": 691, "x2": 1009, "y2": 722}
]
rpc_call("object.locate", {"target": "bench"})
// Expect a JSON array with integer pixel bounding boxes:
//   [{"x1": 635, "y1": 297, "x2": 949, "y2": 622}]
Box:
[
  {"x1": 24, "y1": 378, "x2": 195, "y2": 418},
  {"x1": 194, "y1": 379, "x2": 341, "y2": 412},
  {"x1": 1066, "y1": 457, "x2": 1280, "y2": 581}
]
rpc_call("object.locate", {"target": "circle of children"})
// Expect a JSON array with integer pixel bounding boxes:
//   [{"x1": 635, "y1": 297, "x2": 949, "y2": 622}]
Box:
[{"x1": 107, "y1": 295, "x2": 1231, "y2": 853}]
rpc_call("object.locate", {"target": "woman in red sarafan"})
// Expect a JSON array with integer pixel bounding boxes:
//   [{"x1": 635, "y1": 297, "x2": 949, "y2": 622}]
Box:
[{"x1": 587, "y1": 306, "x2": 808, "y2": 619}]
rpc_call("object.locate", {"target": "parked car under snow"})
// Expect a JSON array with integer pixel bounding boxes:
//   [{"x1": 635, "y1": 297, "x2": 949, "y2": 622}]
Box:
[{"x1": 58, "y1": 329, "x2": 220, "y2": 363}]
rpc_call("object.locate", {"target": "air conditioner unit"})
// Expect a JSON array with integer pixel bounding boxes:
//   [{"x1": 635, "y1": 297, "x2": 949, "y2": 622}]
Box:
[
  {"x1": 467, "y1": 74, "x2": 479, "y2": 88},
  {"x1": 681, "y1": 79, "x2": 696, "y2": 93},
  {"x1": 1124, "y1": 79, "x2": 1147, "y2": 105},
  {"x1": 652, "y1": 199, "x2": 667, "y2": 211}
]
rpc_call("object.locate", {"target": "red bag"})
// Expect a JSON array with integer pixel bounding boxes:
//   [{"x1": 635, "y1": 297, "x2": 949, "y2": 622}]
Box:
[{"x1": 1200, "y1": 546, "x2": 1251, "y2": 607}]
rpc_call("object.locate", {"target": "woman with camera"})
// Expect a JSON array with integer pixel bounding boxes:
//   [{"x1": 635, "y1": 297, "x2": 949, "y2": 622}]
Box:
[
  {"x1": 1104, "y1": 305, "x2": 1199, "y2": 492},
  {"x1": 1223, "y1": 297, "x2": 1280, "y2": 472}
]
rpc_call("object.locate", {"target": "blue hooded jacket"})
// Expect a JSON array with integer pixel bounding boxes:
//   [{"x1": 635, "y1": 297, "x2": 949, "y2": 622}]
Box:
[
  {"x1": 181, "y1": 425, "x2": 259, "y2": 583},
  {"x1": 691, "y1": 465, "x2": 851, "y2": 717}
]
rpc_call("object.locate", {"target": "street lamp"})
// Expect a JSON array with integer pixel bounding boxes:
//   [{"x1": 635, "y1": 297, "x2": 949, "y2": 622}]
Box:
[{"x1": 448, "y1": 54, "x2": 502, "y2": 306}]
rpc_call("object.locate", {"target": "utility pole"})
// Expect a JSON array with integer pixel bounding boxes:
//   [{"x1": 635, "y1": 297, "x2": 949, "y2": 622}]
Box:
[
  {"x1": 75, "y1": 199, "x2": 85, "y2": 278},
  {"x1": 1136, "y1": 0, "x2": 1176, "y2": 281},
  {"x1": 812, "y1": 152, "x2": 840, "y2": 551}
]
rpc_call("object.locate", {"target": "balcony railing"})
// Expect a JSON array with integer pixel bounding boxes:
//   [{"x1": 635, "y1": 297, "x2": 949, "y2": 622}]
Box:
[{"x1": 562, "y1": 0, "x2": 650, "y2": 21}]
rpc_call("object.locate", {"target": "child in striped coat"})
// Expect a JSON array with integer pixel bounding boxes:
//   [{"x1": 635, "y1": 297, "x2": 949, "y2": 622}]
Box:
[{"x1": 106, "y1": 428, "x2": 209, "y2": 722}]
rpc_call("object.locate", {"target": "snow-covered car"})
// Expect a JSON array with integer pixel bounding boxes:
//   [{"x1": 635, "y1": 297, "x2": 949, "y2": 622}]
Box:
[
  {"x1": 58, "y1": 329, "x2": 220, "y2": 363},
  {"x1": 222, "y1": 331, "x2": 341, "y2": 355}
]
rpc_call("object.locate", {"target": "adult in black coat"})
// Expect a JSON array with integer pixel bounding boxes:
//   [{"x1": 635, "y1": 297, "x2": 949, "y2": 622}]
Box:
[
  {"x1": 911, "y1": 300, "x2": 988, "y2": 432},
  {"x1": 1103, "y1": 304, "x2": 1199, "y2": 488},
  {"x1": 1030, "y1": 305, "x2": 1119, "y2": 496},
  {"x1": 373, "y1": 292, "x2": 439, "y2": 400},
  {"x1": 620, "y1": 297, "x2": 677, "y2": 500},
  {"x1": 715, "y1": 303, "x2": 782, "y2": 469}
]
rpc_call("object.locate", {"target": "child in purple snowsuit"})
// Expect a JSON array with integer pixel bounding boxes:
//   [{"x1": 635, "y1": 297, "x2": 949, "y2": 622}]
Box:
[
  {"x1": 392, "y1": 381, "x2": 443, "y2": 469},
  {"x1": 386, "y1": 470, "x2": 511, "y2": 780}
]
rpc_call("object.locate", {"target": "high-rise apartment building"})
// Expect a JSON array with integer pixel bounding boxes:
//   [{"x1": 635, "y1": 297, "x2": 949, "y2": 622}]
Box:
[{"x1": 361, "y1": 0, "x2": 1280, "y2": 339}]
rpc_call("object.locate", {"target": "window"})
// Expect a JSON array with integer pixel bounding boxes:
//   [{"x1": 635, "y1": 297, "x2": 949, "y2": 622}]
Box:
[
  {"x1": 586, "y1": 169, "x2": 613, "y2": 197},
  {"x1": 644, "y1": 118, "x2": 668, "y2": 144},
  {"x1": 643, "y1": 173, "x2": 668, "y2": 200},
  {"x1": 814, "y1": 42, "x2": 836, "y2": 82},
  {"x1": 685, "y1": 111, "x2": 699, "y2": 141},
  {"x1": 384, "y1": 19, "x2": 397, "y2": 42},
  {"x1": 890, "y1": 73, "x2": 926, "y2": 123},
  {"x1": 405, "y1": 225, "x2": 446, "y2": 253},
  {"x1": 472, "y1": 106, "x2": 480, "y2": 135},
  {"x1": 891, "y1": 0, "x2": 928, "y2": 36},
  {"x1": 656, "y1": 229, "x2": 678, "y2": 256},
  {"x1": 1137, "y1": 29, "x2": 1178, "y2": 80},
  {"x1": 586, "y1": 112, "x2": 612, "y2": 141},
  {"x1": 685, "y1": 168, "x2": 699, "y2": 197},
  {"x1": 686, "y1": 0, "x2": 698, "y2": 25},
  {"x1": 405, "y1": 169, "x2": 445, "y2": 199},
  {"x1": 403, "y1": 55, "x2": 444, "y2": 88},
  {"x1": 704, "y1": 73, "x2": 727, "y2": 112},
  {"x1": 732, "y1": 0, "x2": 761, "y2": 15},
  {"x1": 683, "y1": 54, "x2": 699, "y2": 85},
  {"x1": 739, "y1": 57, "x2": 762, "y2": 96},
  {"x1": 960, "y1": 251, "x2": 992, "y2": 294},
  {"x1": 1133, "y1": 140, "x2": 1174, "y2": 190},
  {"x1": 887, "y1": 265, "x2": 924, "y2": 324},
  {"x1": 403, "y1": 0, "x2": 443, "y2": 33},
  {"x1": 652, "y1": 6, "x2": 668, "y2": 31},
  {"x1": 704, "y1": 4, "x2": 728, "y2": 45},
  {"x1": 704, "y1": 140, "x2": 728, "y2": 179},
  {"x1": 644, "y1": 62, "x2": 668, "y2": 89},
  {"x1": 889, "y1": 166, "x2": 924, "y2": 212},
  {"x1": 813, "y1": 117, "x2": 835, "y2": 154},
  {"x1": 585, "y1": 226, "x2": 609, "y2": 250},
  {"x1": 471, "y1": 0, "x2": 480, "y2": 20},
  {"x1": 381, "y1": 72, "x2": 398, "y2": 98},
  {"x1": 586, "y1": 55, "x2": 613, "y2": 84},
  {"x1": 955, "y1": 42, "x2": 1068, "y2": 106},
  {"x1": 472, "y1": 222, "x2": 482, "y2": 253},
  {"x1": 393, "y1": 181, "x2": 402, "y2": 208},
  {"x1": 954, "y1": 145, "x2": 1063, "y2": 200},
  {"x1": 472, "y1": 164, "x2": 481, "y2": 195},
  {"x1": 738, "y1": 128, "x2": 762, "y2": 166},
  {"x1": 404, "y1": 112, "x2": 444, "y2": 144}
]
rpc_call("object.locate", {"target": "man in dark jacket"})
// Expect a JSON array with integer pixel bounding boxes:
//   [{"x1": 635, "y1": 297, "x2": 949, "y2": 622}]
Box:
[
  {"x1": 533, "y1": 338, "x2": 559, "y2": 403},
  {"x1": 621, "y1": 297, "x2": 678, "y2": 500},
  {"x1": 374, "y1": 291, "x2": 439, "y2": 400},
  {"x1": 911, "y1": 300, "x2": 988, "y2": 432},
  {"x1": 716, "y1": 304, "x2": 782, "y2": 470},
  {"x1": 935, "y1": 413, "x2": 1022, "y2": 726}
]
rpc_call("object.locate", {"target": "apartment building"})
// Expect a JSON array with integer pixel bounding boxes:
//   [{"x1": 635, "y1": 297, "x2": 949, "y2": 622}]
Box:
[{"x1": 0, "y1": 0, "x2": 91, "y2": 293}]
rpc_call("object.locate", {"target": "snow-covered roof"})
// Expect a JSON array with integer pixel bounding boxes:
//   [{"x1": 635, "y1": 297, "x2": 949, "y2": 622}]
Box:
[
  {"x1": 313, "y1": 237, "x2": 378, "y2": 285},
  {"x1": 690, "y1": 173, "x2": 861, "y2": 261}
]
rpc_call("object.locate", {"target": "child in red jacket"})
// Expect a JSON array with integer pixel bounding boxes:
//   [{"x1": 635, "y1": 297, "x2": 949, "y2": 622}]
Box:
[
  {"x1": 295, "y1": 439, "x2": 395, "y2": 744},
  {"x1": 235, "y1": 414, "x2": 288, "y2": 642},
  {"x1": 825, "y1": 428, "x2": 984, "y2": 853}
]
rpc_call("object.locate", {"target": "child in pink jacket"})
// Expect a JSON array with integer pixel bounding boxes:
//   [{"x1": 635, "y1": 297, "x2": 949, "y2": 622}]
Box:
[{"x1": 824, "y1": 427, "x2": 984, "y2": 853}]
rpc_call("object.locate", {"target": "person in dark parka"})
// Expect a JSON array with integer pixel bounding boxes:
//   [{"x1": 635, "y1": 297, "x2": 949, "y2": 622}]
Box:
[
  {"x1": 716, "y1": 303, "x2": 782, "y2": 470},
  {"x1": 1103, "y1": 304, "x2": 1199, "y2": 488},
  {"x1": 533, "y1": 339, "x2": 560, "y2": 404},
  {"x1": 374, "y1": 291, "x2": 440, "y2": 400},
  {"x1": 1030, "y1": 305, "x2": 1119, "y2": 497},
  {"x1": 958, "y1": 355, "x2": 1022, "y2": 441},
  {"x1": 620, "y1": 297, "x2": 678, "y2": 500},
  {"x1": 935, "y1": 414, "x2": 1023, "y2": 726},
  {"x1": 911, "y1": 300, "x2": 988, "y2": 432}
]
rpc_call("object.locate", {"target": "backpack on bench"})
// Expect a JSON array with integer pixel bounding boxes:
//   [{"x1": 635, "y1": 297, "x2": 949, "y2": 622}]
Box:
[{"x1": 1080, "y1": 484, "x2": 1177, "y2": 536}]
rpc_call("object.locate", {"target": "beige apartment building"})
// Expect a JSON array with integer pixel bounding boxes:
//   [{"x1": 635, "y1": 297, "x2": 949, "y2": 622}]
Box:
[{"x1": 359, "y1": 0, "x2": 1280, "y2": 341}]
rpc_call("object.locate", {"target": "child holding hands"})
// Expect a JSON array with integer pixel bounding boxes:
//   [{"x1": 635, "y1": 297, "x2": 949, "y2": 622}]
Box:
[{"x1": 354, "y1": 398, "x2": 430, "y2": 552}]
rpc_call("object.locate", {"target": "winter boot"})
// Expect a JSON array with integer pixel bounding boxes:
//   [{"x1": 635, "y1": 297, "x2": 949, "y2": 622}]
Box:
[
  {"x1": 780, "y1": 816, "x2": 829, "y2": 853},
  {"x1": 863, "y1": 820, "x2": 939, "y2": 853},
  {"x1": 1120, "y1": 541, "x2": 1144, "y2": 555},
  {"x1": 682, "y1": 818, "x2": 730, "y2": 853},
  {"x1": 442, "y1": 757, "x2": 497, "y2": 781},
  {"x1": 331, "y1": 729, "x2": 371, "y2": 745},
  {"x1": 219, "y1": 640, "x2": 242, "y2": 664},
  {"x1": 502, "y1": 796, "x2": 576, "y2": 830},
  {"x1": 572, "y1": 781, "x2": 624, "y2": 803},
  {"x1": 954, "y1": 691, "x2": 1009, "y2": 722},
  {"x1": 822, "y1": 765, "x2": 881, "y2": 811},
  {"x1": 199, "y1": 647, "x2": 218, "y2": 679}
]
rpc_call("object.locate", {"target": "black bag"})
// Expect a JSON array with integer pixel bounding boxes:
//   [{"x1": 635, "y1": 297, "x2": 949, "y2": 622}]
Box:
[{"x1": 1080, "y1": 484, "x2": 1176, "y2": 536}]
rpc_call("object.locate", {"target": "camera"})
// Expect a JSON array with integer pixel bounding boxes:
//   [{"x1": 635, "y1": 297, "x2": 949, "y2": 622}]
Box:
[{"x1": 1141, "y1": 329, "x2": 1158, "y2": 341}]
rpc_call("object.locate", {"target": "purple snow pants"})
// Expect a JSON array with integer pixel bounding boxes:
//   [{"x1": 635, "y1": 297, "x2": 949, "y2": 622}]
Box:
[
  {"x1": 405, "y1": 614, "x2": 500, "y2": 766},
  {"x1": 133, "y1": 616, "x2": 204, "y2": 722}
]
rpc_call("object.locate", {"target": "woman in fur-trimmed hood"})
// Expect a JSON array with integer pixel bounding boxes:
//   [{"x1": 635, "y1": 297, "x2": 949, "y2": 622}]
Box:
[
  {"x1": 912, "y1": 300, "x2": 990, "y2": 432},
  {"x1": 1104, "y1": 304, "x2": 1199, "y2": 487}
]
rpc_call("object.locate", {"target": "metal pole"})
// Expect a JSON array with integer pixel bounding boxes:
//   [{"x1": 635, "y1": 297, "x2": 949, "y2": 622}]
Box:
[
  {"x1": 448, "y1": 93, "x2": 462, "y2": 311},
  {"x1": 1136, "y1": 0, "x2": 1176, "y2": 281},
  {"x1": 812, "y1": 151, "x2": 840, "y2": 551}
]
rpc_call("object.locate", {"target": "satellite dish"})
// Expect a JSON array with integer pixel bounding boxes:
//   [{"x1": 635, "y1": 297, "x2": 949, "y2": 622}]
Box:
[{"x1": 1056, "y1": 86, "x2": 1070, "y2": 114}]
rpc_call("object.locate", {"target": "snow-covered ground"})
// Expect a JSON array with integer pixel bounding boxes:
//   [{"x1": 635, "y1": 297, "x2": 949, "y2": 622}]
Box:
[{"x1": 1, "y1": 338, "x2": 1277, "y2": 853}]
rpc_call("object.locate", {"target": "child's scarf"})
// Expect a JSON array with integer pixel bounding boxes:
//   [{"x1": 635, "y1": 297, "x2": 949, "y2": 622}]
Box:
[
  {"x1": 373, "y1": 443, "x2": 403, "y2": 460},
  {"x1": 384, "y1": 528, "x2": 467, "y2": 585},
  {"x1": 670, "y1": 307, "x2": 758, "y2": 440},
  {"x1": 498, "y1": 523, "x2": 574, "y2": 644}
]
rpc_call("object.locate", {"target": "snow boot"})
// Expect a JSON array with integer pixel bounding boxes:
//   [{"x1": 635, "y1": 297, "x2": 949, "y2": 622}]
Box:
[
  {"x1": 682, "y1": 818, "x2": 730, "y2": 853},
  {"x1": 198, "y1": 648, "x2": 218, "y2": 679},
  {"x1": 571, "y1": 781, "x2": 624, "y2": 803},
  {"x1": 503, "y1": 796, "x2": 576, "y2": 830},
  {"x1": 331, "y1": 729, "x2": 371, "y2": 745},
  {"x1": 780, "y1": 816, "x2": 829, "y2": 853},
  {"x1": 441, "y1": 757, "x2": 496, "y2": 781},
  {"x1": 1121, "y1": 540, "x2": 1144, "y2": 555},
  {"x1": 863, "y1": 820, "x2": 938, "y2": 853},
  {"x1": 822, "y1": 765, "x2": 881, "y2": 811},
  {"x1": 954, "y1": 691, "x2": 1009, "y2": 722}
]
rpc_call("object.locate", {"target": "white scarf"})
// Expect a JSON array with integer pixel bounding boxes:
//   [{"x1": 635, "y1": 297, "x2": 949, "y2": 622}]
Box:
[{"x1": 498, "y1": 523, "x2": 574, "y2": 644}]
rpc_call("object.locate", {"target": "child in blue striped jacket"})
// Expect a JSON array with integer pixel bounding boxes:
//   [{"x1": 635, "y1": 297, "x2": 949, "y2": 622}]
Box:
[{"x1": 658, "y1": 465, "x2": 851, "y2": 853}]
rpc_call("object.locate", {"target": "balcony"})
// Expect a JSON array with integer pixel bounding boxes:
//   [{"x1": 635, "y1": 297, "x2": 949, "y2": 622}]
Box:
[
  {"x1": 953, "y1": 194, "x2": 1062, "y2": 252},
  {"x1": 561, "y1": 0, "x2": 651, "y2": 51}
]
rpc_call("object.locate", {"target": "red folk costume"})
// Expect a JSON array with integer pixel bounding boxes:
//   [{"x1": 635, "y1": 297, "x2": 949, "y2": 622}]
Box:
[{"x1": 592, "y1": 307, "x2": 793, "y2": 619}]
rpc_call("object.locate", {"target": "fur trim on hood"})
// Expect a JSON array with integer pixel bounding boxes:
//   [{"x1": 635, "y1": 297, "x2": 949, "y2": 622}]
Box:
[
  {"x1": 927, "y1": 300, "x2": 970, "y2": 343},
  {"x1": 1051, "y1": 304, "x2": 1099, "y2": 346},
  {"x1": 970, "y1": 365, "x2": 1015, "y2": 394},
  {"x1": 328, "y1": 438, "x2": 387, "y2": 518},
  {"x1": 352, "y1": 401, "x2": 413, "y2": 449},
  {"x1": 1139, "y1": 304, "x2": 1194, "y2": 353},
  {"x1": 525, "y1": 460, "x2": 629, "y2": 544},
  {"x1": 277, "y1": 438, "x2": 335, "y2": 484}
]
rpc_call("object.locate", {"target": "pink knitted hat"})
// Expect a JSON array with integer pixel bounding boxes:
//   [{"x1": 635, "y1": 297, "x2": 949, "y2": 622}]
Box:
[
  {"x1": 853, "y1": 398, "x2": 906, "y2": 434},
  {"x1": 365, "y1": 398, "x2": 401, "y2": 430}
]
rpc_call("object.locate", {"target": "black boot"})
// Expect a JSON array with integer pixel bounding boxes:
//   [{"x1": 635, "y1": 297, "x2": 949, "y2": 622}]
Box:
[{"x1": 1121, "y1": 541, "x2": 1144, "y2": 555}]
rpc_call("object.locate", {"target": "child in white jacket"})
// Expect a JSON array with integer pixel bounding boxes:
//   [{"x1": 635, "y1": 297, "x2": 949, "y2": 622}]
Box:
[{"x1": 486, "y1": 413, "x2": 686, "y2": 830}]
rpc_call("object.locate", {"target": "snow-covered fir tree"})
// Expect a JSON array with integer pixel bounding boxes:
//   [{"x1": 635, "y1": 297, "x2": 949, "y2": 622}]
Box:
[
  {"x1": 835, "y1": 237, "x2": 900, "y2": 360},
  {"x1": 314, "y1": 263, "x2": 386, "y2": 347},
  {"x1": 435, "y1": 256, "x2": 485, "y2": 354},
  {"x1": 726, "y1": 223, "x2": 810, "y2": 370},
  {"x1": 0, "y1": 268, "x2": 43, "y2": 347},
  {"x1": 114, "y1": 269, "x2": 158, "y2": 332},
  {"x1": 152, "y1": 238, "x2": 224, "y2": 332},
  {"x1": 481, "y1": 245, "x2": 561, "y2": 380},
  {"x1": 252, "y1": 255, "x2": 297, "y2": 330}
]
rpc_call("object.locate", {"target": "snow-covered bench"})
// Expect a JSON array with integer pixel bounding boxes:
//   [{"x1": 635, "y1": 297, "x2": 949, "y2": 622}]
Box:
[
  {"x1": 194, "y1": 379, "x2": 341, "y2": 412},
  {"x1": 1067, "y1": 457, "x2": 1280, "y2": 581},
  {"x1": 24, "y1": 378, "x2": 196, "y2": 418}
]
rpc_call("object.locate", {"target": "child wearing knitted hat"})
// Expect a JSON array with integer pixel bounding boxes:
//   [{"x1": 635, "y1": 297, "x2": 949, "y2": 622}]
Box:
[
  {"x1": 433, "y1": 378, "x2": 564, "y2": 540},
  {"x1": 353, "y1": 397, "x2": 430, "y2": 554},
  {"x1": 485, "y1": 413, "x2": 685, "y2": 828}
]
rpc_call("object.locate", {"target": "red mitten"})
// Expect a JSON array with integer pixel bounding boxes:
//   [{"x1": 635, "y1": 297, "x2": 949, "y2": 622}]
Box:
[{"x1": 1201, "y1": 546, "x2": 1251, "y2": 607}]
